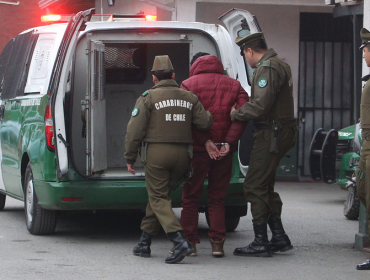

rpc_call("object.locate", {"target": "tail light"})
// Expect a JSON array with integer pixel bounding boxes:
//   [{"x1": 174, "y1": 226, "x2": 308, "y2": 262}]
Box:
[{"x1": 45, "y1": 106, "x2": 54, "y2": 150}]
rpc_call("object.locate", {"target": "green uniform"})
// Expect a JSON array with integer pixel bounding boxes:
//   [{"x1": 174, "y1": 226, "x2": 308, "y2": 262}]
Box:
[
  {"x1": 231, "y1": 48, "x2": 296, "y2": 223},
  {"x1": 357, "y1": 74, "x2": 370, "y2": 236},
  {"x1": 125, "y1": 79, "x2": 213, "y2": 234}
]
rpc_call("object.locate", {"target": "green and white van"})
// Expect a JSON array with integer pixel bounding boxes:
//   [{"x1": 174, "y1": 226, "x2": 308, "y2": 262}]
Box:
[{"x1": 0, "y1": 8, "x2": 258, "y2": 235}]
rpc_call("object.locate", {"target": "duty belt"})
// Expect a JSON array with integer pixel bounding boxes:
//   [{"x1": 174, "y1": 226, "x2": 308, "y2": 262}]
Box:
[{"x1": 254, "y1": 118, "x2": 297, "y2": 130}]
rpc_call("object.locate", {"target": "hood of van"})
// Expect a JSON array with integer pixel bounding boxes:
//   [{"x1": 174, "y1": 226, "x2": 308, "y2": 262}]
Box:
[{"x1": 189, "y1": 55, "x2": 224, "y2": 77}]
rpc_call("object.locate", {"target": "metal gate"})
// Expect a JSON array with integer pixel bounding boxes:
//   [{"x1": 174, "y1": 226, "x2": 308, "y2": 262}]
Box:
[{"x1": 298, "y1": 13, "x2": 354, "y2": 178}]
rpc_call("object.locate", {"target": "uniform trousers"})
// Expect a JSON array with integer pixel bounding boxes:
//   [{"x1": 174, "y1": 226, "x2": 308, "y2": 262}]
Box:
[
  {"x1": 140, "y1": 143, "x2": 190, "y2": 235},
  {"x1": 357, "y1": 140, "x2": 370, "y2": 236},
  {"x1": 181, "y1": 152, "x2": 233, "y2": 243},
  {"x1": 244, "y1": 127, "x2": 296, "y2": 223}
]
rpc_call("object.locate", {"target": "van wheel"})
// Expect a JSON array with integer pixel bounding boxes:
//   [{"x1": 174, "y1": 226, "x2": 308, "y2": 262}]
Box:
[
  {"x1": 0, "y1": 193, "x2": 6, "y2": 210},
  {"x1": 24, "y1": 163, "x2": 57, "y2": 235},
  {"x1": 225, "y1": 216, "x2": 240, "y2": 232},
  {"x1": 205, "y1": 210, "x2": 241, "y2": 232},
  {"x1": 343, "y1": 186, "x2": 360, "y2": 220}
]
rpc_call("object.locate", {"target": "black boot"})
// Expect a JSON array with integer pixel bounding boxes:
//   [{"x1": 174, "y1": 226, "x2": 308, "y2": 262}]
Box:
[
  {"x1": 165, "y1": 231, "x2": 194, "y2": 264},
  {"x1": 233, "y1": 223, "x2": 272, "y2": 257},
  {"x1": 133, "y1": 231, "x2": 152, "y2": 258},
  {"x1": 268, "y1": 218, "x2": 293, "y2": 253},
  {"x1": 356, "y1": 259, "x2": 370, "y2": 270}
]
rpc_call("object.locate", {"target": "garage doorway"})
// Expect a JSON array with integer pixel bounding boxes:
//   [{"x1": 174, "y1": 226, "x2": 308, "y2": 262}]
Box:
[{"x1": 298, "y1": 12, "x2": 355, "y2": 178}]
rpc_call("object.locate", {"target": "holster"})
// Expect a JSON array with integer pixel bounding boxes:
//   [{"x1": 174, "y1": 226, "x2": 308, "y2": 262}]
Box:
[
  {"x1": 140, "y1": 142, "x2": 148, "y2": 165},
  {"x1": 270, "y1": 123, "x2": 280, "y2": 153}
]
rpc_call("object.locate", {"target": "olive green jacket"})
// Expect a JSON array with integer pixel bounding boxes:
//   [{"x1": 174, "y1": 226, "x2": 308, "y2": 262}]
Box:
[
  {"x1": 231, "y1": 48, "x2": 294, "y2": 126},
  {"x1": 361, "y1": 74, "x2": 370, "y2": 139},
  {"x1": 125, "y1": 79, "x2": 213, "y2": 164}
]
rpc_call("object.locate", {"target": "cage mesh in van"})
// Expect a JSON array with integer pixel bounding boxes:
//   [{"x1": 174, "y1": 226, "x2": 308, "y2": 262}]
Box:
[{"x1": 105, "y1": 43, "x2": 146, "y2": 84}]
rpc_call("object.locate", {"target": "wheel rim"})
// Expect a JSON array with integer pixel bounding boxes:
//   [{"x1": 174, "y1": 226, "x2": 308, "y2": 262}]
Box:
[{"x1": 26, "y1": 178, "x2": 34, "y2": 224}]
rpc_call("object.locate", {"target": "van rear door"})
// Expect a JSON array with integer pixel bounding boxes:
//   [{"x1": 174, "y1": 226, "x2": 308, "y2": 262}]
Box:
[
  {"x1": 219, "y1": 8, "x2": 262, "y2": 176},
  {"x1": 48, "y1": 9, "x2": 93, "y2": 178},
  {"x1": 84, "y1": 40, "x2": 107, "y2": 176}
]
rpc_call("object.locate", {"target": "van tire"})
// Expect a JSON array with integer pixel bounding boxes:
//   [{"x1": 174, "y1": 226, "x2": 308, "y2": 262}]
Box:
[
  {"x1": 24, "y1": 163, "x2": 57, "y2": 235},
  {"x1": 343, "y1": 185, "x2": 360, "y2": 220},
  {"x1": 225, "y1": 216, "x2": 240, "y2": 232},
  {"x1": 205, "y1": 210, "x2": 241, "y2": 232},
  {"x1": 0, "y1": 193, "x2": 6, "y2": 210}
]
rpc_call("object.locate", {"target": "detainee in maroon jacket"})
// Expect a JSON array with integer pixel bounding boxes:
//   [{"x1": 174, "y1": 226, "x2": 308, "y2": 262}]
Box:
[{"x1": 180, "y1": 53, "x2": 249, "y2": 256}]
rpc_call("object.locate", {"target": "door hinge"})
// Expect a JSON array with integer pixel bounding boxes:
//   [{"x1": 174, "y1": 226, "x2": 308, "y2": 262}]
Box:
[{"x1": 57, "y1": 133, "x2": 69, "y2": 147}]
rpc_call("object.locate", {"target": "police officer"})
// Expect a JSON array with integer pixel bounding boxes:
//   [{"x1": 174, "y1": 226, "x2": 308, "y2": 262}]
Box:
[
  {"x1": 356, "y1": 28, "x2": 370, "y2": 271},
  {"x1": 230, "y1": 32, "x2": 297, "y2": 257},
  {"x1": 125, "y1": 55, "x2": 213, "y2": 264}
]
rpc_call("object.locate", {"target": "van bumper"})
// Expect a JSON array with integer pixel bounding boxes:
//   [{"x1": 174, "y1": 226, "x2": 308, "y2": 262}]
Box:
[{"x1": 33, "y1": 178, "x2": 246, "y2": 211}]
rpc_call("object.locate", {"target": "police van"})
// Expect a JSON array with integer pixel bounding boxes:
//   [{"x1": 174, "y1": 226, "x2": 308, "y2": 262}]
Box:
[{"x1": 0, "y1": 8, "x2": 259, "y2": 235}]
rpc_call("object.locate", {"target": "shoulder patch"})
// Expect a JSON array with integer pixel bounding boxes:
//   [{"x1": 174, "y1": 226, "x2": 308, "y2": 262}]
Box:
[
  {"x1": 262, "y1": 61, "x2": 271, "y2": 66},
  {"x1": 258, "y1": 78, "x2": 268, "y2": 88},
  {"x1": 132, "y1": 107, "x2": 139, "y2": 117},
  {"x1": 142, "y1": 90, "x2": 149, "y2": 96}
]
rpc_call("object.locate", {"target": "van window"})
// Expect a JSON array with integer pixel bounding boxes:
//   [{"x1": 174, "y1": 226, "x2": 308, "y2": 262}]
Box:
[
  {"x1": 1, "y1": 31, "x2": 38, "y2": 100},
  {"x1": 0, "y1": 39, "x2": 14, "y2": 98}
]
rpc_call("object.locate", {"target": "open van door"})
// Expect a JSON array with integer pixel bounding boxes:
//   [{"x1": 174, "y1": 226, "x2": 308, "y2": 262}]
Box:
[
  {"x1": 84, "y1": 40, "x2": 107, "y2": 176},
  {"x1": 49, "y1": 9, "x2": 94, "y2": 178},
  {"x1": 219, "y1": 8, "x2": 262, "y2": 176},
  {"x1": 219, "y1": 8, "x2": 262, "y2": 92}
]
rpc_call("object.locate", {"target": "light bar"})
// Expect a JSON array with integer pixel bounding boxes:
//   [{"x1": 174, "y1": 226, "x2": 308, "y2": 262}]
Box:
[
  {"x1": 41, "y1": 14, "x2": 71, "y2": 23},
  {"x1": 145, "y1": 15, "x2": 157, "y2": 21}
]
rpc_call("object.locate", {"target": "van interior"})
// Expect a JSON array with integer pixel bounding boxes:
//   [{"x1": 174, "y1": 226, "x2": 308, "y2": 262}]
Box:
[{"x1": 69, "y1": 29, "x2": 219, "y2": 178}]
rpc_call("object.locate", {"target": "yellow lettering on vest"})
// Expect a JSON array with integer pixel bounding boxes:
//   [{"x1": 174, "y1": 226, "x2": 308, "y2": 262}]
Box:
[
  {"x1": 159, "y1": 102, "x2": 163, "y2": 109},
  {"x1": 155, "y1": 103, "x2": 159, "y2": 110},
  {"x1": 166, "y1": 100, "x2": 171, "y2": 107},
  {"x1": 170, "y1": 100, "x2": 175, "y2": 106},
  {"x1": 166, "y1": 114, "x2": 172, "y2": 121}
]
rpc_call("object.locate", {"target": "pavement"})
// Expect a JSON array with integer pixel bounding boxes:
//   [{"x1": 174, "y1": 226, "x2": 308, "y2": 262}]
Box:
[{"x1": 0, "y1": 181, "x2": 369, "y2": 280}]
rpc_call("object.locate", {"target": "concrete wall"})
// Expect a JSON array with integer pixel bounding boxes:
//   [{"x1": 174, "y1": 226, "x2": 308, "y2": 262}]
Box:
[
  {"x1": 95, "y1": 0, "x2": 173, "y2": 20},
  {"x1": 196, "y1": 3, "x2": 334, "y2": 115},
  {"x1": 363, "y1": 0, "x2": 370, "y2": 76}
]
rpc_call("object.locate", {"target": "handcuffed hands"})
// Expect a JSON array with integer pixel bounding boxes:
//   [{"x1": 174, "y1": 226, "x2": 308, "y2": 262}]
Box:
[
  {"x1": 205, "y1": 140, "x2": 220, "y2": 160},
  {"x1": 219, "y1": 143, "x2": 230, "y2": 157}
]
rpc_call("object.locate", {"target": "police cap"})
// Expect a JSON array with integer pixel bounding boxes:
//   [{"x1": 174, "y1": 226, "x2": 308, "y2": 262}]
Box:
[
  {"x1": 360, "y1": 28, "x2": 370, "y2": 50},
  {"x1": 151, "y1": 55, "x2": 174, "y2": 71},
  {"x1": 235, "y1": 32, "x2": 264, "y2": 48}
]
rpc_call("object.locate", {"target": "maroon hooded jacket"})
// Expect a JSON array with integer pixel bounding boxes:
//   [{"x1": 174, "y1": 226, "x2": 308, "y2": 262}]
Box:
[{"x1": 180, "y1": 55, "x2": 249, "y2": 152}]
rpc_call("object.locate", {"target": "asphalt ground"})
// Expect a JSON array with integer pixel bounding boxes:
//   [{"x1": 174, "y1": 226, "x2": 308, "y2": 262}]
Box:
[{"x1": 0, "y1": 181, "x2": 369, "y2": 280}]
